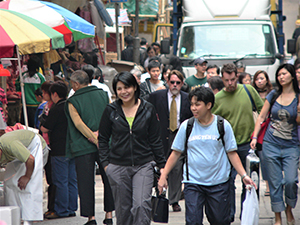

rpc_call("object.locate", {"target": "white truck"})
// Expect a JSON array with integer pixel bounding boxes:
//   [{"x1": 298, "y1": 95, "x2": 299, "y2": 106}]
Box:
[{"x1": 161, "y1": 0, "x2": 283, "y2": 82}]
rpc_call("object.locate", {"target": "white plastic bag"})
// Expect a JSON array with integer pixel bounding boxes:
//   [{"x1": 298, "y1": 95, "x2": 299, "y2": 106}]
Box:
[{"x1": 241, "y1": 186, "x2": 259, "y2": 225}]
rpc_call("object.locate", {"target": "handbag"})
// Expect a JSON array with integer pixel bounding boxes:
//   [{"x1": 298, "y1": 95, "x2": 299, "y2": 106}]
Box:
[
  {"x1": 151, "y1": 187, "x2": 169, "y2": 223},
  {"x1": 251, "y1": 117, "x2": 270, "y2": 145},
  {"x1": 241, "y1": 186, "x2": 259, "y2": 225}
]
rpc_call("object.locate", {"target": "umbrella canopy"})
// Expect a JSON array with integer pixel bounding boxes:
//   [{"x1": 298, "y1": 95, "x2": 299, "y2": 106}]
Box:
[
  {"x1": 0, "y1": 0, "x2": 96, "y2": 45},
  {"x1": 0, "y1": 8, "x2": 65, "y2": 58}
]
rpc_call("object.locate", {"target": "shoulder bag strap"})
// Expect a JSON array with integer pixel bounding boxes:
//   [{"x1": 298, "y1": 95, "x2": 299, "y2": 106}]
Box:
[{"x1": 243, "y1": 84, "x2": 257, "y2": 111}]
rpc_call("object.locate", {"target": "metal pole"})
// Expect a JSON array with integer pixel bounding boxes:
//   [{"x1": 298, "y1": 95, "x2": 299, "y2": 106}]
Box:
[
  {"x1": 16, "y1": 46, "x2": 28, "y2": 129},
  {"x1": 133, "y1": 0, "x2": 140, "y2": 64},
  {"x1": 115, "y1": 3, "x2": 121, "y2": 60},
  {"x1": 172, "y1": 0, "x2": 178, "y2": 55},
  {"x1": 135, "y1": 0, "x2": 139, "y2": 38}
]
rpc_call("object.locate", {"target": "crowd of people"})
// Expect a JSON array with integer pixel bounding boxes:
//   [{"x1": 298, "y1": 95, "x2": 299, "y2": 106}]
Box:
[{"x1": 0, "y1": 35, "x2": 299, "y2": 225}]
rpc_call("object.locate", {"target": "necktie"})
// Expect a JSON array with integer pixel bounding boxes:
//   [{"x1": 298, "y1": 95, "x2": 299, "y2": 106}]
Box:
[{"x1": 170, "y1": 95, "x2": 177, "y2": 132}]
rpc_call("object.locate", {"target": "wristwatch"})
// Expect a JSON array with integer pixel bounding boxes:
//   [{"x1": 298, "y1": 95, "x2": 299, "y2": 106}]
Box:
[{"x1": 241, "y1": 174, "x2": 248, "y2": 180}]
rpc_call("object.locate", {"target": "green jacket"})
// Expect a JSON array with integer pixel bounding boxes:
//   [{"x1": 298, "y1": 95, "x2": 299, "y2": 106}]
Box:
[{"x1": 65, "y1": 85, "x2": 109, "y2": 158}]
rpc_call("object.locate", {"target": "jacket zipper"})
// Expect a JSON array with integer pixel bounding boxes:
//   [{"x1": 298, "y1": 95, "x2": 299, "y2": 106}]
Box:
[{"x1": 129, "y1": 128, "x2": 134, "y2": 166}]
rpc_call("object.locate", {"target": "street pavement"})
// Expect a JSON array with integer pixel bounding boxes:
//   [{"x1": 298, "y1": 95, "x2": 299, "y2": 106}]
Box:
[{"x1": 37, "y1": 171, "x2": 300, "y2": 225}]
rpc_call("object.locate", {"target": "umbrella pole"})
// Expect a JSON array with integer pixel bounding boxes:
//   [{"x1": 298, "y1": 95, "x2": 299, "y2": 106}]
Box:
[{"x1": 16, "y1": 46, "x2": 29, "y2": 129}]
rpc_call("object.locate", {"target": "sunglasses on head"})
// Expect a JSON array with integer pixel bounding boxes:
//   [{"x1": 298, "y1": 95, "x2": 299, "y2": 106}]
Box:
[{"x1": 170, "y1": 81, "x2": 181, "y2": 85}]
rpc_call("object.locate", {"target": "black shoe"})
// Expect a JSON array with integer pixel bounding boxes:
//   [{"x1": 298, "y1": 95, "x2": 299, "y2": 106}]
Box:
[
  {"x1": 84, "y1": 220, "x2": 97, "y2": 225},
  {"x1": 172, "y1": 203, "x2": 181, "y2": 212},
  {"x1": 103, "y1": 218, "x2": 113, "y2": 225}
]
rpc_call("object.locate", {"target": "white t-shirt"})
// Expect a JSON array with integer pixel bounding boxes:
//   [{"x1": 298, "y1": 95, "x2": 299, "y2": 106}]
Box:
[
  {"x1": 172, "y1": 115, "x2": 237, "y2": 186},
  {"x1": 91, "y1": 79, "x2": 112, "y2": 102},
  {"x1": 68, "y1": 81, "x2": 112, "y2": 102}
]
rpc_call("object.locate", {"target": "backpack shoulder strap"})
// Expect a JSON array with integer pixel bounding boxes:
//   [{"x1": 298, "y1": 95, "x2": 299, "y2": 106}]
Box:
[
  {"x1": 184, "y1": 117, "x2": 194, "y2": 181},
  {"x1": 243, "y1": 84, "x2": 257, "y2": 111},
  {"x1": 217, "y1": 115, "x2": 225, "y2": 147}
]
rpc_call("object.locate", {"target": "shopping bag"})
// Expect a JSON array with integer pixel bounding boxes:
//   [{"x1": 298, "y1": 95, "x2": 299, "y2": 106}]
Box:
[
  {"x1": 151, "y1": 188, "x2": 169, "y2": 223},
  {"x1": 241, "y1": 186, "x2": 259, "y2": 225}
]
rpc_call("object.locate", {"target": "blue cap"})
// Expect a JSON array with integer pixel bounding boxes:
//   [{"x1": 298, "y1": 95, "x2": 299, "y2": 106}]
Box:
[{"x1": 194, "y1": 57, "x2": 208, "y2": 65}]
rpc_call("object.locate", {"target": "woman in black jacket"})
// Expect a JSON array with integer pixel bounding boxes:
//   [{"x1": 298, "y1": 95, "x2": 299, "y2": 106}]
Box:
[{"x1": 98, "y1": 71, "x2": 166, "y2": 225}]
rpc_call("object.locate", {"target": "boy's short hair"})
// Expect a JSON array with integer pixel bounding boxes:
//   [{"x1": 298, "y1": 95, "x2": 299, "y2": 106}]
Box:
[
  {"x1": 189, "y1": 86, "x2": 215, "y2": 109},
  {"x1": 148, "y1": 60, "x2": 161, "y2": 71},
  {"x1": 207, "y1": 76, "x2": 224, "y2": 91},
  {"x1": 50, "y1": 81, "x2": 68, "y2": 99},
  {"x1": 41, "y1": 80, "x2": 54, "y2": 95},
  {"x1": 206, "y1": 64, "x2": 220, "y2": 75},
  {"x1": 140, "y1": 37, "x2": 147, "y2": 46}
]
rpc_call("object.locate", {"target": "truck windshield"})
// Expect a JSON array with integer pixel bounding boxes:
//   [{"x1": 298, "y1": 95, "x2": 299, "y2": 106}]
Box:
[{"x1": 179, "y1": 24, "x2": 276, "y2": 59}]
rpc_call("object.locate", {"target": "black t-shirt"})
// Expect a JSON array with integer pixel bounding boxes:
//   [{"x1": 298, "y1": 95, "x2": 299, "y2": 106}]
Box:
[{"x1": 43, "y1": 99, "x2": 68, "y2": 156}]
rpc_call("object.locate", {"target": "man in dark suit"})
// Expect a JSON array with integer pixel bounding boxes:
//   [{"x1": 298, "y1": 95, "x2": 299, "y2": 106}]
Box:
[{"x1": 148, "y1": 70, "x2": 192, "y2": 212}]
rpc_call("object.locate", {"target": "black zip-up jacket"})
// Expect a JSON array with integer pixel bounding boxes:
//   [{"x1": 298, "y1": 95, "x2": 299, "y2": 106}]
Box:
[{"x1": 98, "y1": 98, "x2": 166, "y2": 169}]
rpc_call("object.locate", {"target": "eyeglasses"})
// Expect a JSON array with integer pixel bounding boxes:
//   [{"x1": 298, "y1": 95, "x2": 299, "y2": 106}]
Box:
[{"x1": 170, "y1": 81, "x2": 181, "y2": 85}]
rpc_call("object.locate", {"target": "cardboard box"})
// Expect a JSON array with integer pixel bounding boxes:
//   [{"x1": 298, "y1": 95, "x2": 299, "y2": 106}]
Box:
[{"x1": 0, "y1": 206, "x2": 20, "y2": 225}]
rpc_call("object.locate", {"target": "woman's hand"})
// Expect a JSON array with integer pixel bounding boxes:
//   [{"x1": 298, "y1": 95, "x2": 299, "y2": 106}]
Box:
[{"x1": 250, "y1": 138, "x2": 257, "y2": 150}]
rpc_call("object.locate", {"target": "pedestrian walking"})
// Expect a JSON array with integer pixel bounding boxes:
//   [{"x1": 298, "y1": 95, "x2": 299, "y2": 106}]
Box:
[
  {"x1": 252, "y1": 70, "x2": 273, "y2": 196},
  {"x1": 158, "y1": 86, "x2": 256, "y2": 225},
  {"x1": 98, "y1": 71, "x2": 166, "y2": 225},
  {"x1": 212, "y1": 63, "x2": 264, "y2": 222},
  {"x1": 251, "y1": 64, "x2": 300, "y2": 225},
  {"x1": 148, "y1": 70, "x2": 193, "y2": 212}
]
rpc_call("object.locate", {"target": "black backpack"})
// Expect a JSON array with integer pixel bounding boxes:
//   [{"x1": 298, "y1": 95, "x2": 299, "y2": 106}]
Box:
[{"x1": 184, "y1": 115, "x2": 225, "y2": 180}]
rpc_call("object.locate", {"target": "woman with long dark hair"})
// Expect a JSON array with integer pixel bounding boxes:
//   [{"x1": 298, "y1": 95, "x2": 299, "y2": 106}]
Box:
[
  {"x1": 250, "y1": 64, "x2": 300, "y2": 225},
  {"x1": 98, "y1": 71, "x2": 165, "y2": 225}
]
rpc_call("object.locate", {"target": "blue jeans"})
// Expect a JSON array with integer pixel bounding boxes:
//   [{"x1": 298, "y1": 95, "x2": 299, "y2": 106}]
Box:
[
  {"x1": 184, "y1": 181, "x2": 230, "y2": 225},
  {"x1": 51, "y1": 156, "x2": 78, "y2": 216},
  {"x1": 262, "y1": 141, "x2": 299, "y2": 212}
]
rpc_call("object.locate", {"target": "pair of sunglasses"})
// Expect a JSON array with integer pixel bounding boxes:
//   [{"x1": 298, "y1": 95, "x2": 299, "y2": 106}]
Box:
[{"x1": 170, "y1": 81, "x2": 181, "y2": 85}]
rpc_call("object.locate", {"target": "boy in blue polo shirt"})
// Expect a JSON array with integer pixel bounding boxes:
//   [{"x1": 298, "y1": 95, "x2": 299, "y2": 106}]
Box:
[{"x1": 158, "y1": 86, "x2": 256, "y2": 225}]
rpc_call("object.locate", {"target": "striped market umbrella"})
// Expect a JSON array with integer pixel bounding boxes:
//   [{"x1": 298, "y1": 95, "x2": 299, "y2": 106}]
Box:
[
  {"x1": 0, "y1": 0, "x2": 96, "y2": 45},
  {"x1": 0, "y1": 8, "x2": 66, "y2": 128},
  {"x1": 0, "y1": 8, "x2": 65, "y2": 58}
]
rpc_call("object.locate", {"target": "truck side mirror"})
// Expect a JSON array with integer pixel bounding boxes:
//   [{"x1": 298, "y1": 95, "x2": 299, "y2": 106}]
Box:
[
  {"x1": 161, "y1": 39, "x2": 170, "y2": 54},
  {"x1": 287, "y1": 39, "x2": 296, "y2": 54}
]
